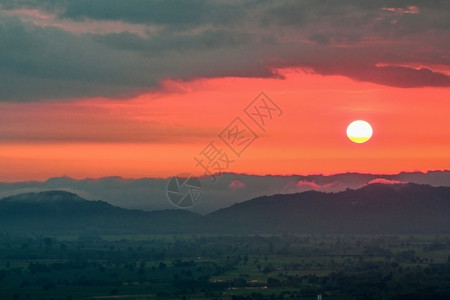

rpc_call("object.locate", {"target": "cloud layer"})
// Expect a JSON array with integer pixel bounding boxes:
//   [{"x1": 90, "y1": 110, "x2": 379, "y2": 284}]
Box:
[
  {"x1": 1, "y1": 171, "x2": 449, "y2": 214},
  {"x1": 0, "y1": 0, "x2": 449, "y2": 101}
]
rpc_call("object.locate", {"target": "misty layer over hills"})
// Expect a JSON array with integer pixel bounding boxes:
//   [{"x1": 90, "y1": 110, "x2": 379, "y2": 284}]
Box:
[
  {"x1": 0, "y1": 183, "x2": 449, "y2": 235},
  {"x1": 0, "y1": 171, "x2": 449, "y2": 214}
]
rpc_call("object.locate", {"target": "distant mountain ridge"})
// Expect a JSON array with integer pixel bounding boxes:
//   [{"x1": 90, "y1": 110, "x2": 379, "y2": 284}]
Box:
[
  {"x1": 0, "y1": 183, "x2": 449, "y2": 235},
  {"x1": 0, "y1": 190, "x2": 85, "y2": 203},
  {"x1": 205, "y1": 183, "x2": 450, "y2": 234},
  {"x1": 0, "y1": 171, "x2": 449, "y2": 213},
  {"x1": 0, "y1": 191, "x2": 201, "y2": 235}
]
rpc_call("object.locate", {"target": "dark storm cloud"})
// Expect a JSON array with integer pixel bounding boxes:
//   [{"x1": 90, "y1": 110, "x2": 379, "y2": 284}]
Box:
[
  {"x1": 62, "y1": 0, "x2": 243, "y2": 27},
  {"x1": 0, "y1": 0, "x2": 245, "y2": 26},
  {"x1": 315, "y1": 65, "x2": 450, "y2": 88},
  {"x1": 0, "y1": 0, "x2": 449, "y2": 101},
  {"x1": 90, "y1": 30, "x2": 251, "y2": 53},
  {"x1": 0, "y1": 15, "x2": 157, "y2": 101}
]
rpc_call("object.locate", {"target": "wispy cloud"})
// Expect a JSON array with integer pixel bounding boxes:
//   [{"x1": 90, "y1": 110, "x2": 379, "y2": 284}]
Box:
[
  {"x1": 228, "y1": 179, "x2": 246, "y2": 191},
  {"x1": 368, "y1": 178, "x2": 408, "y2": 185}
]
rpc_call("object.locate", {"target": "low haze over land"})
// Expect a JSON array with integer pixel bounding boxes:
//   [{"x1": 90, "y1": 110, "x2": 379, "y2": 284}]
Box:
[{"x1": 0, "y1": 171, "x2": 448, "y2": 213}]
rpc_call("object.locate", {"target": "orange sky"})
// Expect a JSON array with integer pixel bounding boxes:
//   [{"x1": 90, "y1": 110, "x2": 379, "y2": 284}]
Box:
[{"x1": 1, "y1": 69, "x2": 449, "y2": 182}]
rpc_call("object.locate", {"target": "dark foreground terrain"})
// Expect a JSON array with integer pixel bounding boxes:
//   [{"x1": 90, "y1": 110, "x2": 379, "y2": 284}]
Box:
[
  {"x1": 0, "y1": 183, "x2": 449, "y2": 299},
  {"x1": 0, "y1": 233, "x2": 449, "y2": 299}
]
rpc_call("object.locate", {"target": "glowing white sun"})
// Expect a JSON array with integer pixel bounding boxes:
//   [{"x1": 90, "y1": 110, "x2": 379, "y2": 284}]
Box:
[{"x1": 346, "y1": 120, "x2": 373, "y2": 143}]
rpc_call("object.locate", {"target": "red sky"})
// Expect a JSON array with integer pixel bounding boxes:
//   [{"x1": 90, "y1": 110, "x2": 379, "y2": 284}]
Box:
[
  {"x1": 1, "y1": 69, "x2": 449, "y2": 181},
  {"x1": 0, "y1": 1, "x2": 449, "y2": 181}
]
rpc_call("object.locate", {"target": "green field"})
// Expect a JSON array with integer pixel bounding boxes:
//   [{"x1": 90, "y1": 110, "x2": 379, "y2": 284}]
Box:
[{"x1": 0, "y1": 233, "x2": 449, "y2": 299}]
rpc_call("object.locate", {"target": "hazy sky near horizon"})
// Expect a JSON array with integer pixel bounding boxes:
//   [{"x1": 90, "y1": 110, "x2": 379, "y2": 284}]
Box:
[{"x1": 0, "y1": 0, "x2": 449, "y2": 181}]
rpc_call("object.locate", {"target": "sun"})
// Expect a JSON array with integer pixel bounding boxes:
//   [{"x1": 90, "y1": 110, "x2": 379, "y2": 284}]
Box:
[{"x1": 346, "y1": 120, "x2": 373, "y2": 143}]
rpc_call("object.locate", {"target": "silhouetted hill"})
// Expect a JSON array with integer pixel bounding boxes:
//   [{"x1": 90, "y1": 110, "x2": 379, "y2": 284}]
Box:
[
  {"x1": 0, "y1": 191, "x2": 201, "y2": 235},
  {"x1": 204, "y1": 183, "x2": 450, "y2": 234},
  {"x1": 0, "y1": 184, "x2": 449, "y2": 235}
]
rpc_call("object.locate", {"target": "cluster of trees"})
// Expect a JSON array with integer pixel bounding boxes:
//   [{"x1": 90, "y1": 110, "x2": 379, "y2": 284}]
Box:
[{"x1": 0, "y1": 233, "x2": 448, "y2": 299}]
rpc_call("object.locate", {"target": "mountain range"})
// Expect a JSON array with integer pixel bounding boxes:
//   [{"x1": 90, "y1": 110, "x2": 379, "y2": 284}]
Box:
[
  {"x1": 0, "y1": 171, "x2": 449, "y2": 214},
  {"x1": 0, "y1": 183, "x2": 449, "y2": 235}
]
